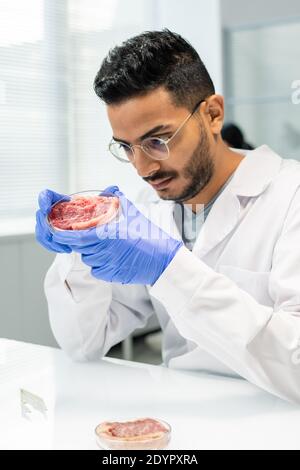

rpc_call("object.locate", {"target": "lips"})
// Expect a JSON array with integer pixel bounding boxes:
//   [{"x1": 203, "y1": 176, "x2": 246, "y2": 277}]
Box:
[{"x1": 149, "y1": 176, "x2": 173, "y2": 190}]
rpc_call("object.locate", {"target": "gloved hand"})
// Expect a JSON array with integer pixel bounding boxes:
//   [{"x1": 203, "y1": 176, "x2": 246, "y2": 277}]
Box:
[
  {"x1": 52, "y1": 186, "x2": 183, "y2": 285},
  {"x1": 35, "y1": 189, "x2": 72, "y2": 253}
]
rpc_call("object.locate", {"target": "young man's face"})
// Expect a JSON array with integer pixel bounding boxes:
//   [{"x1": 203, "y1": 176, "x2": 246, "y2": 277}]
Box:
[{"x1": 107, "y1": 87, "x2": 220, "y2": 202}]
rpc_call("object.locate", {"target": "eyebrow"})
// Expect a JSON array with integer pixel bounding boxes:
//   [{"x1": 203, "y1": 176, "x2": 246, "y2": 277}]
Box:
[{"x1": 112, "y1": 124, "x2": 173, "y2": 145}]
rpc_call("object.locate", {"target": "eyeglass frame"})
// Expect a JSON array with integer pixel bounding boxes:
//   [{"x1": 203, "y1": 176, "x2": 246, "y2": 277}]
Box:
[{"x1": 108, "y1": 98, "x2": 206, "y2": 163}]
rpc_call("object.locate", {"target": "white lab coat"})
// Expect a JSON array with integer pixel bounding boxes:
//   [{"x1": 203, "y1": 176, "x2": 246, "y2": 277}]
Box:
[{"x1": 44, "y1": 145, "x2": 300, "y2": 403}]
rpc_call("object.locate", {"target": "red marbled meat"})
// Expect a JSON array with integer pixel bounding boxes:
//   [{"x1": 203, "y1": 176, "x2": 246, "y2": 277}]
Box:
[
  {"x1": 48, "y1": 195, "x2": 119, "y2": 230},
  {"x1": 109, "y1": 418, "x2": 168, "y2": 438}
]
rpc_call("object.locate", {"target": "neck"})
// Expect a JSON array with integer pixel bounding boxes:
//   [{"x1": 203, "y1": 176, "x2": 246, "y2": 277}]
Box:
[{"x1": 184, "y1": 141, "x2": 245, "y2": 212}]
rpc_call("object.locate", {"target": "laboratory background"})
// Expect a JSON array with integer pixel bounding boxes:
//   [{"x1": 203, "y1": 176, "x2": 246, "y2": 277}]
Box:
[{"x1": 1, "y1": 0, "x2": 300, "y2": 363}]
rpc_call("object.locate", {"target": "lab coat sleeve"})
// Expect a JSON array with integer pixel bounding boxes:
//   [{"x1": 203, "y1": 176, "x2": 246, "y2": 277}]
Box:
[
  {"x1": 150, "y1": 188, "x2": 300, "y2": 403},
  {"x1": 44, "y1": 252, "x2": 155, "y2": 362}
]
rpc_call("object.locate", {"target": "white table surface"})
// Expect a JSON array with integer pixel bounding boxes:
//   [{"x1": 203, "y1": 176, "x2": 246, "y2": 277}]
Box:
[{"x1": 0, "y1": 338, "x2": 299, "y2": 450}]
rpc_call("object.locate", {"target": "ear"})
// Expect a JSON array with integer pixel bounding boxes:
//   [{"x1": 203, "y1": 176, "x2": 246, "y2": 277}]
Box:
[{"x1": 204, "y1": 94, "x2": 224, "y2": 135}]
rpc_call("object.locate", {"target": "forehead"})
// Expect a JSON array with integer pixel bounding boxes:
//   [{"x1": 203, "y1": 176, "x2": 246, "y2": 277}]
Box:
[{"x1": 106, "y1": 87, "x2": 188, "y2": 142}]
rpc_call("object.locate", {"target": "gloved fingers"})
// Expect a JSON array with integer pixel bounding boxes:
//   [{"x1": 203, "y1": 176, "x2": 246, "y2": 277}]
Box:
[
  {"x1": 36, "y1": 210, "x2": 59, "y2": 243},
  {"x1": 113, "y1": 192, "x2": 148, "y2": 228},
  {"x1": 99, "y1": 187, "x2": 134, "y2": 228},
  {"x1": 90, "y1": 263, "x2": 134, "y2": 284},
  {"x1": 38, "y1": 189, "x2": 70, "y2": 215},
  {"x1": 69, "y1": 241, "x2": 105, "y2": 255},
  {"x1": 101, "y1": 185, "x2": 120, "y2": 195},
  {"x1": 36, "y1": 227, "x2": 71, "y2": 253},
  {"x1": 36, "y1": 211, "x2": 72, "y2": 253},
  {"x1": 81, "y1": 249, "x2": 109, "y2": 267},
  {"x1": 114, "y1": 190, "x2": 131, "y2": 214},
  {"x1": 53, "y1": 216, "x2": 119, "y2": 246},
  {"x1": 37, "y1": 235, "x2": 71, "y2": 253},
  {"x1": 94, "y1": 220, "x2": 120, "y2": 240},
  {"x1": 52, "y1": 226, "x2": 100, "y2": 245},
  {"x1": 91, "y1": 264, "x2": 116, "y2": 283},
  {"x1": 100, "y1": 187, "x2": 132, "y2": 216},
  {"x1": 110, "y1": 266, "x2": 131, "y2": 284}
]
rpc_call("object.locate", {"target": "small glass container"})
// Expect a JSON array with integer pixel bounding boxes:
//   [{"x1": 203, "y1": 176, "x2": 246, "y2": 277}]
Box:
[
  {"x1": 95, "y1": 417, "x2": 171, "y2": 450},
  {"x1": 47, "y1": 189, "x2": 120, "y2": 232}
]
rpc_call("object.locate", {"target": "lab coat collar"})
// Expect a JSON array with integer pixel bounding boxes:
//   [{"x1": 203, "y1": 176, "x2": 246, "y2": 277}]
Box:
[
  {"x1": 229, "y1": 145, "x2": 282, "y2": 198},
  {"x1": 154, "y1": 145, "x2": 283, "y2": 258},
  {"x1": 195, "y1": 145, "x2": 282, "y2": 257}
]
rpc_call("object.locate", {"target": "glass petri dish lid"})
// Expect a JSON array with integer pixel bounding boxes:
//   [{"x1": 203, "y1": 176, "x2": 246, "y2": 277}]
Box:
[{"x1": 47, "y1": 189, "x2": 120, "y2": 232}]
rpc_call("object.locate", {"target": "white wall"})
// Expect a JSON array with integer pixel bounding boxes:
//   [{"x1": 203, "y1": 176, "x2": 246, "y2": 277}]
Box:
[
  {"x1": 221, "y1": 0, "x2": 300, "y2": 161},
  {"x1": 0, "y1": 234, "x2": 58, "y2": 347},
  {"x1": 222, "y1": 0, "x2": 300, "y2": 28},
  {"x1": 156, "y1": 0, "x2": 223, "y2": 94}
]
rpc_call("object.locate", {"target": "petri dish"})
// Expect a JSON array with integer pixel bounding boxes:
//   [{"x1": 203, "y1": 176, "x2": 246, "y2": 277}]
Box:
[
  {"x1": 47, "y1": 190, "x2": 120, "y2": 232},
  {"x1": 95, "y1": 417, "x2": 171, "y2": 450}
]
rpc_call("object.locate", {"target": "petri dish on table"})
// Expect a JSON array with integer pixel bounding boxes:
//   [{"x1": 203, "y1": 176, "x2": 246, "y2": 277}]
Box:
[
  {"x1": 47, "y1": 190, "x2": 120, "y2": 232},
  {"x1": 95, "y1": 417, "x2": 171, "y2": 450}
]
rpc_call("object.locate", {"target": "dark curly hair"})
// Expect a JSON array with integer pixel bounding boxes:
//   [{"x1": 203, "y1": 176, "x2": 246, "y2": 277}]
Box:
[{"x1": 93, "y1": 29, "x2": 215, "y2": 111}]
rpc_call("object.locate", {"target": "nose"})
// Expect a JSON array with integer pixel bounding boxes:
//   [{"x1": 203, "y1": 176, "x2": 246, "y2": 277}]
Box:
[{"x1": 132, "y1": 146, "x2": 161, "y2": 178}]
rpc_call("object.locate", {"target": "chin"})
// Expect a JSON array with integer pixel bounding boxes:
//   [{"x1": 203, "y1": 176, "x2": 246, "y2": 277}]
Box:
[
  {"x1": 153, "y1": 178, "x2": 194, "y2": 202},
  {"x1": 157, "y1": 188, "x2": 183, "y2": 201}
]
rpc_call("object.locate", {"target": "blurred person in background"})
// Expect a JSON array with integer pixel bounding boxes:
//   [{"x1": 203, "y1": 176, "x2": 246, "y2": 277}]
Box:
[{"x1": 222, "y1": 123, "x2": 254, "y2": 150}]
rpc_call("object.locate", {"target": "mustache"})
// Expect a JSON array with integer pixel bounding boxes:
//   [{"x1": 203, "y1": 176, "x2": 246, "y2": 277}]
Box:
[{"x1": 143, "y1": 172, "x2": 176, "y2": 183}]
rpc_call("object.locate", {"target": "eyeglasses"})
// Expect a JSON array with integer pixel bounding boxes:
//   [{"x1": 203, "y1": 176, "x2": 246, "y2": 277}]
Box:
[{"x1": 108, "y1": 99, "x2": 205, "y2": 163}]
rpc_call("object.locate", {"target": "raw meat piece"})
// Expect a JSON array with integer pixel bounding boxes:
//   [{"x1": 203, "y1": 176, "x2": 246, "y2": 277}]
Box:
[
  {"x1": 110, "y1": 418, "x2": 167, "y2": 438},
  {"x1": 48, "y1": 195, "x2": 119, "y2": 231}
]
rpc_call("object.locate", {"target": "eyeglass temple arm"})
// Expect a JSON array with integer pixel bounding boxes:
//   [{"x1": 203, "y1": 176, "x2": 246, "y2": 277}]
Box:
[{"x1": 164, "y1": 99, "x2": 205, "y2": 145}]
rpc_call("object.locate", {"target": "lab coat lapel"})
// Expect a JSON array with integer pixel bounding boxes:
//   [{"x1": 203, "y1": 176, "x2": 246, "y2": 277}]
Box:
[
  {"x1": 151, "y1": 190, "x2": 240, "y2": 255},
  {"x1": 193, "y1": 145, "x2": 282, "y2": 258},
  {"x1": 193, "y1": 188, "x2": 241, "y2": 258},
  {"x1": 148, "y1": 145, "x2": 282, "y2": 259}
]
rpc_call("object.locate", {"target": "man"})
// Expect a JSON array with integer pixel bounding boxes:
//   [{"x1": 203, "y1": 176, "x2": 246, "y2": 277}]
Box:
[{"x1": 36, "y1": 29, "x2": 300, "y2": 403}]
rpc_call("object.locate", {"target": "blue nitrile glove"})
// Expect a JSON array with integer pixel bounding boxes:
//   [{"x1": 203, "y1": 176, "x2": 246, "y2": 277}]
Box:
[
  {"x1": 51, "y1": 186, "x2": 183, "y2": 285},
  {"x1": 35, "y1": 189, "x2": 72, "y2": 254}
]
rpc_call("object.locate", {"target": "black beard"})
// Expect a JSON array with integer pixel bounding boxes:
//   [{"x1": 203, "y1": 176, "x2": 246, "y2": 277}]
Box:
[{"x1": 160, "y1": 126, "x2": 215, "y2": 202}]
